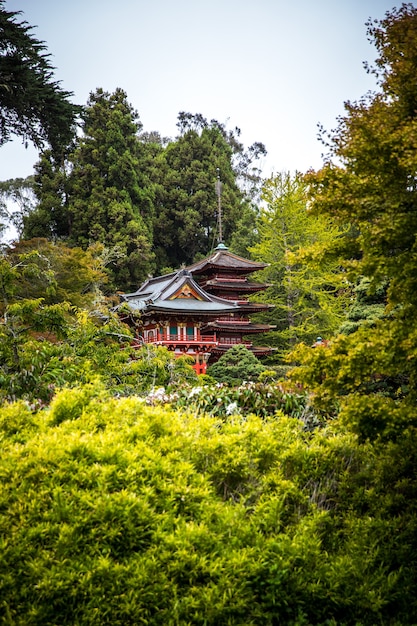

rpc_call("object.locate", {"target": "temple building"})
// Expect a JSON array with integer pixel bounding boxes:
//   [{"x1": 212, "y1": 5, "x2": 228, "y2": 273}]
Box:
[{"x1": 119, "y1": 243, "x2": 274, "y2": 374}]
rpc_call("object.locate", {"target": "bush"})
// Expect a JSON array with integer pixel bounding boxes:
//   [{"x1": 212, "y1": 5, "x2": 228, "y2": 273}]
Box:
[
  {"x1": 174, "y1": 381, "x2": 311, "y2": 421},
  {"x1": 0, "y1": 386, "x2": 415, "y2": 624},
  {"x1": 208, "y1": 344, "x2": 266, "y2": 385}
]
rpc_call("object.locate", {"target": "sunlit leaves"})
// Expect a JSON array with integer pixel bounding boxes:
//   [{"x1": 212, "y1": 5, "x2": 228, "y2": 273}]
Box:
[
  {"x1": 1, "y1": 388, "x2": 415, "y2": 623},
  {"x1": 250, "y1": 172, "x2": 349, "y2": 357}
]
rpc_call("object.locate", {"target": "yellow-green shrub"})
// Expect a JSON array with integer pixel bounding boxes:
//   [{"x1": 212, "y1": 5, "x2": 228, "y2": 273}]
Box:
[{"x1": 0, "y1": 385, "x2": 414, "y2": 625}]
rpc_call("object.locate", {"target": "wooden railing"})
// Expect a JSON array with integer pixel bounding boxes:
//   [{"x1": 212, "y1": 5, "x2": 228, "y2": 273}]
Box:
[
  {"x1": 217, "y1": 337, "x2": 252, "y2": 346},
  {"x1": 215, "y1": 317, "x2": 250, "y2": 324},
  {"x1": 144, "y1": 332, "x2": 217, "y2": 344}
]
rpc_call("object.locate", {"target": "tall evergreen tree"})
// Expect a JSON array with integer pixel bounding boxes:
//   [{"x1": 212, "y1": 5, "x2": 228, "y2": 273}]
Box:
[
  {"x1": 153, "y1": 113, "x2": 264, "y2": 270},
  {"x1": 22, "y1": 151, "x2": 70, "y2": 239},
  {"x1": 66, "y1": 88, "x2": 155, "y2": 291}
]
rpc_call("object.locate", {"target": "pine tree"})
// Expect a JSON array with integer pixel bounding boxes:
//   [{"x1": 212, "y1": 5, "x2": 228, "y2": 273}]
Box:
[
  {"x1": 66, "y1": 88, "x2": 155, "y2": 291},
  {"x1": 0, "y1": 2, "x2": 80, "y2": 153}
]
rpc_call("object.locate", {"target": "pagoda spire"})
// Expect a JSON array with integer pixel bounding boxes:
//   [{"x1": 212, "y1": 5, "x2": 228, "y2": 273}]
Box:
[{"x1": 215, "y1": 168, "x2": 228, "y2": 250}]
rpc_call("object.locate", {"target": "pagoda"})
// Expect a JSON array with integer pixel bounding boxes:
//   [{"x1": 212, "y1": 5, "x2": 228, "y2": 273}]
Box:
[
  {"x1": 185, "y1": 242, "x2": 274, "y2": 359},
  {"x1": 119, "y1": 243, "x2": 274, "y2": 374},
  {"x1": 119, "y1": 172, "x2": 273, "y2": 373}
]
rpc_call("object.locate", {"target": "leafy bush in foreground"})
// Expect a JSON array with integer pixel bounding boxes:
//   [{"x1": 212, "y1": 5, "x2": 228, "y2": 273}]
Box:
[{"x1": 0, "y1": 383, "x2": 416, "y2": 625}]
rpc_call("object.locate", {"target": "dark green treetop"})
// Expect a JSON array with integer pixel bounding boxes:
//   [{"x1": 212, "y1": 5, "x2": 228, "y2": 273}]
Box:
[
  {"x1": 153, "y1": 113, "x2": 265, "y2": 271},
  {"x1": 0, "y1": 2, "x2": 80, "y2": 154},
  {"x1": 208, "y1": 344, "x2": 266, "y2": 386},
  {"x1": 66, "y1": 88, "x2": 155, "y2": 291}
]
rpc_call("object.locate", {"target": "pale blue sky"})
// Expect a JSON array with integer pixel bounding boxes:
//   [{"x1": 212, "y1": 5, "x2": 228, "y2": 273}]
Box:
[{"x1": 2, "y1": 0, "x2": 399, "y2": 181}]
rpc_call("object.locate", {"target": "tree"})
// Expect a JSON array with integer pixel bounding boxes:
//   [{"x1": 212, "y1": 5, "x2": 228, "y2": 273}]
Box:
[
  {"x1": 250, "y1": 172, "x2": 348, "y2": 359},
  {"x1": 0, "y1": 2, "x2": 80, "y2": 154},
  {"x1": 228, "y1": 201, "x2": 260, "y2": 258},
  {"x1": 153, "y1": 113, "x2": 265, "y2": 270},
  {"x1": 293, "y1": 4, "x2": 417, "y2": 441},
  {"x1": 208, "y1": 344, "x2": 266, "y2": 385},
  {"x1": 338, "y1": 276, "x2": 388, "y2": 335},
  {"x1": 67, "y1": 88, "x2": 155, "y2": 291},
  {"x1": 4, "y1": 238, "x2": 108, "y2": 309},
  {"x1": 22, "y1": 150, "x2": 71, "y2": 239},
  {"x1": 0, "y1": 175, "x2": 35, "y2": 238}
]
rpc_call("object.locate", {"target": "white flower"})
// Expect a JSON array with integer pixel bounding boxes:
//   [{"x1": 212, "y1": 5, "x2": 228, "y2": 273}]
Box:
[
  {"x1": 226, "y1": 402, "x2": 238, "y2": 415},
  {"x1": 188, "y1": 386, "x2": 202, "y2": 398}
]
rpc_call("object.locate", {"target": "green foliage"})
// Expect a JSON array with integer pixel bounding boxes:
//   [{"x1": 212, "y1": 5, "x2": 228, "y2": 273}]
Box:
[
  {"x1": 0, "y1": 2, "x2": 80, "y2": 153},
  {"x1": 250, "y1": 172, "x2": 349, "y2": 359},
  {"x1": 294, "y1": 5, "x2": 417, "y2": 442},
  {"x1": 0, "y1": 389, "x2": 416, "y2": 624},
  {"x1": 0, "y1": 282, "x2": 199, "y2": 406},
  {"x1": 3, "y1": 238, "x2": 108, "y2": 308},
  {"x1": 66, "y1": 88, "x2": 155, "y2": 291},
  {"x1": 228, "y1": 202, "x2": 260, "y2": 257},
  {"x1": 24, "y1": 88, "x2": 157, "y2": 291},
  {"x1": 23, "y1": 150, "x2": 71, "y2": 239},
  {"x1": 208, "y1": 344, "x2": 267, "y2": 385},
  {"x1": 153, "y1": 118, "x2": 249, "y2": 270},
  {"x1": 174, "y1": 381, "x2": 311, "y2": 421},
  {"x1": 49, "y1": 378, "x2": 107, "y2": 425},
  {"x1": 20, "y1": 105, "x2": 266, "y2": 278},
  {"x1": 0, "y1": 243, "x2": 197, "y2": 405},
  {"x1": 0, "y1": 399, "x2": 34, "y2": 441},
  {"x1": 291, "y1": 322, "x2": 415, "y2": 441},
  {"x1": 339, "y1": 276, "x2": 388, "y2": 335},
  {"x1": 116, "y1": 343, "x2": 198, "y2": 394}
]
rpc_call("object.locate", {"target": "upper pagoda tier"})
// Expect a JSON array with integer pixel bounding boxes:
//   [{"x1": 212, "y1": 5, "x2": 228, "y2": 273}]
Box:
[
  {"x1": 186, "y1": 242, "x2": 267, "y2": 276},
  {"x1": 186, "y1": 243, "x2": 270, "y2": 300}
]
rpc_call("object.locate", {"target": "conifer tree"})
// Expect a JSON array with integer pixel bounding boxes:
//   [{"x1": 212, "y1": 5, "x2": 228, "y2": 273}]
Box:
[
  {"x1": 66, "y1": 88, "x2": 155, "y2": 291},
  {"x1": 22, "y1": 151, "x2": 70, "y2": 239},
  {"x1": 0, "y1": 2, "x2": 80, "y2": 153},
  {"x1": 153, "y1": 113, "x2": 262, "y2": 270}
]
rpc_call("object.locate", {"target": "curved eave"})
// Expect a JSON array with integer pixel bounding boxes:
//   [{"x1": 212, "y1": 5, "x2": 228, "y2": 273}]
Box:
[
  {"x1": 192, "y1": 264, "x2": 266, "y2": 276},
  {"x1": 140, "y1": 304, "x2": 238, "y2": 316},
  {"x1": 236, "y1": 303, "x2": 275, "y2": 312},
  {"x1": 203, "y1": 323, "x2": 275, "y2": 333},
  {"x1": 204, "y1": 281, "x2": 268, "y2": 292},
  {"x1": 187, "y1": 250, "x2": 268, "y2": 275}
]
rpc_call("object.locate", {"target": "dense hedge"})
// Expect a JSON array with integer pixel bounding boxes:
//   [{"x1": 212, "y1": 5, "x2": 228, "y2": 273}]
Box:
[{"x1": 0, "y1": 383, "x2": 415, "y2": 625}]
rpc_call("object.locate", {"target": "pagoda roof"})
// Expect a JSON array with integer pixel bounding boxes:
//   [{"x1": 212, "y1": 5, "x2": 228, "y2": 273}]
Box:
[
  {"x1": 232, "y1": 302, "x2": 274, "y2": 313},
  {"x1": 120, "y1": 269, "x2": 238, "y2": 316},
  {"x1": 203, "y1": 278, "x2": 268, "y2": 292},
  {"x1": 186, "y1": 244, "x2": 267, "y2": 275},
  {"x1": 203, "y1": 321, "x2": 276, "y2": 333}
]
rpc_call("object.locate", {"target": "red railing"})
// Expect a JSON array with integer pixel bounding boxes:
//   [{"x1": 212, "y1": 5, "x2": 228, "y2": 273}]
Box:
[
  {"x1": 215, "y1": 317, "x2": 250, "y2": 324},
  {"x1": 144, "y1": 332, "x2": 217, "y2": 344}
]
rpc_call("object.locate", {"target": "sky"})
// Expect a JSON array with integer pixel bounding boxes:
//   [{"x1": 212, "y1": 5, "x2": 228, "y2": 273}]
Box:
[{"x1": 1, "y1": 0, "x2": 400, "y2": 182}]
